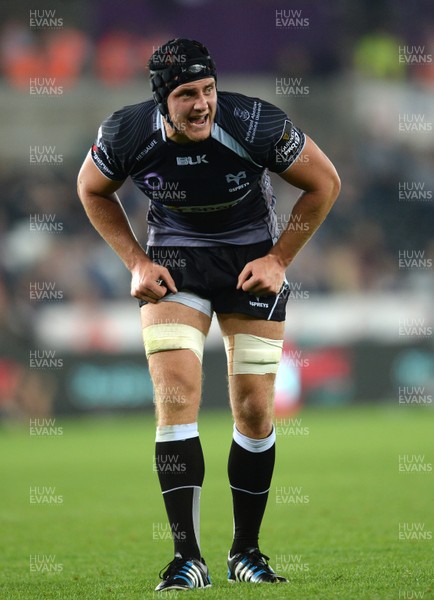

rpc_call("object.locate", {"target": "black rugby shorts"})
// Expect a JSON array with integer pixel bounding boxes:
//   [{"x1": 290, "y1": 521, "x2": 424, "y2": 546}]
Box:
[{"x1": 139, "y1": 240, "x2": 289, "y2": 322}]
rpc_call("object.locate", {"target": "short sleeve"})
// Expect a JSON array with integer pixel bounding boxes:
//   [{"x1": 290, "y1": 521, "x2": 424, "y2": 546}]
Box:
[
  {"x1": 266, "y1": 118, "x2": 306, "y2": 174},
  {"x1": 90, "y1": 113, "x2": 127, "y2": 181}
]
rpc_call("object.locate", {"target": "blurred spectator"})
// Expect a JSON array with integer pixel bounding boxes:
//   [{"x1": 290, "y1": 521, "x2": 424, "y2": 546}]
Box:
[
  {"x1": 354, "y1": 30, "x2": 406, "y2": 80},
  {"x1": 1, "y1": 23, "x2": 89, "y2": 89}
]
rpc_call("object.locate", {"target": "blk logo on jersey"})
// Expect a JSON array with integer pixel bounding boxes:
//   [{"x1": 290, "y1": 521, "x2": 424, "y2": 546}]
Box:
[{"x1": 176, "y1": 155, "x2": 208, "y2": 166}]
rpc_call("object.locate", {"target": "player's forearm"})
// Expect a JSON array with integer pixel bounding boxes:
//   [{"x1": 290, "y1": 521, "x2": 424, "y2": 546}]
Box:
[
  {"x1": 79, "y1": 192, "x2": 149, "y2": 271},
  {"x1": 268, "y1": 188, "x2": 338, "y2": 268}
]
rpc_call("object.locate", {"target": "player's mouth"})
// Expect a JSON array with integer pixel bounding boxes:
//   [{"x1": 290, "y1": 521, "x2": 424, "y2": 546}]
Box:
[{"x1": 188, "y1": 114, "x2": 209, "y2": 128}]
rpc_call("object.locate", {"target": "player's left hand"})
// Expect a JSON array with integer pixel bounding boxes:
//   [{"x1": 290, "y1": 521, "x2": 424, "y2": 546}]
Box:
[{"x1": 237, "y1": 255, "x2": 286, "y2": 296}]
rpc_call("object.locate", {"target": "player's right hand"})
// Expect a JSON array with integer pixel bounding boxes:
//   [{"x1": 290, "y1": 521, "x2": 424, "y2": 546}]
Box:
[{"x1": 130, "y1": 259, "x2": 178, "y2": 304}]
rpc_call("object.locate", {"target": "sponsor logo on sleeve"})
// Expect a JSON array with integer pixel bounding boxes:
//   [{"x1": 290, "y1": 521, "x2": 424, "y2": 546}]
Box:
[
  {"x1": 91, "y1": 144, "x2": 115, "y2": 176},
  {"x1": 95, "y1": 127, "x2": 114, "y2": 164},
  {"x1": 275, "y1": 120, "x2": 301, "y2": 164}
]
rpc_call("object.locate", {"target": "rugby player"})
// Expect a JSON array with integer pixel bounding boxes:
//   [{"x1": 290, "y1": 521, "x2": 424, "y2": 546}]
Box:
[{"x1": 77, "y1": 38, "x2": 340, "y2": 591}]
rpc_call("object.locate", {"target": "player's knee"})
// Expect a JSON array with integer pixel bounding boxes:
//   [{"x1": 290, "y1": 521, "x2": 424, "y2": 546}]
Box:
[
  {"x1": 223, "y1": 333, "x2": 283, "y2": 376},
  {"x1": 143, "y1": 323, "x2": 206, "y2": 363},
  {"x1": 152, "y1": 361, "x2": 200, "y2": 409},
  {"x1": 234, "y1": 388, "x2": 273, "y2": 430},
  {"x1": 235, "y1": 405, "x2": 273, "y2": 439}
]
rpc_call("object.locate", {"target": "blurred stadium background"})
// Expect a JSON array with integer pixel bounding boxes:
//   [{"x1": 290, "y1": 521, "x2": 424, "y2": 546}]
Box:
[{"x1": 0, "y1": 0, "x2": 433, "y2": 418}]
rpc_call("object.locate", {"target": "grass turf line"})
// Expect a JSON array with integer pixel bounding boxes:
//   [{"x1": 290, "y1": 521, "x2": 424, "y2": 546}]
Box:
[{"x1": 0, "y1": 406, "x2": 432, "y2": 599}]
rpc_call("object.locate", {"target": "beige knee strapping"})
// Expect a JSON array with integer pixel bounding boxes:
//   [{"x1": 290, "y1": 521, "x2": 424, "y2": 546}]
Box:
[
  {"x1": 223, "y1": 333, "x2": 283, "y2": 375},
  {"x1": 143, "y1": 323, "x2": 206, "y2": 363}
]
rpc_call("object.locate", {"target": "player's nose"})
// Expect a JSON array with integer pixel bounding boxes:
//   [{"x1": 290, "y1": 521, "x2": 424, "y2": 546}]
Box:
[{"x1": 193, "y1": 93, "x2": 208, "y2": 111}]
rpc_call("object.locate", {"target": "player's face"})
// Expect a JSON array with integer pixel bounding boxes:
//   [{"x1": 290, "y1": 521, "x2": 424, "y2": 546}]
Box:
[{"x1": 166, "y1": 78, "x2": 217, "y2": 143}]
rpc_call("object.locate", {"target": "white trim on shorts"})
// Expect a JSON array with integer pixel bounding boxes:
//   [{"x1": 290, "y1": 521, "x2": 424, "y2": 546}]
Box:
[
  {"x1": 158, "y1": 290, "x2": 213, "y2": 318},
  {"x1": 266, "y1": 276, "x2": 289, "y2": 320}
]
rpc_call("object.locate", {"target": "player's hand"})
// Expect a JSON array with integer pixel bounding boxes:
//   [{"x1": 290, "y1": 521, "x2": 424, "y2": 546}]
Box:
[
  {"x1": 237, "y1": 254, "x2": 286, "y2": 296},
  {"x1": 130, "y1": 259, "x2": 178, "y2": 303}
]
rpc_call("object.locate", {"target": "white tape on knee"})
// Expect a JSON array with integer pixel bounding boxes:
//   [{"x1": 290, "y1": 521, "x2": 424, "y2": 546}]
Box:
[
  {"x1": 143, "y1": 323, "x2": 206, "y2": 363},
  {"x1": 223, "y1": 333, "x2": 283, "y2": 375}
]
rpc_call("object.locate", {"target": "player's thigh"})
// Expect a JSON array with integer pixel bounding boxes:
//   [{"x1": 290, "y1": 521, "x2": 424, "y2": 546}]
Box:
[
  {"x1": 141, "y1": 300, "x2": 211, "y2": 332},
  {"x1": 141, "y1": 302, "x2": 212, "y2": 423},
  {"x1": 217, "y1": 312, "x2": 284, "y2": 339}
]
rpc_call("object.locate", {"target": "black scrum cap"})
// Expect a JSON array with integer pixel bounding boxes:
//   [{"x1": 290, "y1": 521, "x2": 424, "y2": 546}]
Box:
[{"x1": 148, "y1": 38, "x2": 217, "y2": 120}]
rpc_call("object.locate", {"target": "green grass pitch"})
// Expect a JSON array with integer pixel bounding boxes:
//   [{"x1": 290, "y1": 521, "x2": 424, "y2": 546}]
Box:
[{"x1": 1, "y1": 406, "x2": 432, "y2": 599}]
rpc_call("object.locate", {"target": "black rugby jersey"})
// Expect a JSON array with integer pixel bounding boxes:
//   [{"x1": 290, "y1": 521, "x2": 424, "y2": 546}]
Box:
[{"x1": 91, "y1": 91, "x2": 305, "y2": 246}]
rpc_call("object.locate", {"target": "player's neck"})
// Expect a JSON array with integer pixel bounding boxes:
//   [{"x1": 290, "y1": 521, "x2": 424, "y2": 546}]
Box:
[{"x1": 162, "y1": 117, "x2": 211, "y2": 145}]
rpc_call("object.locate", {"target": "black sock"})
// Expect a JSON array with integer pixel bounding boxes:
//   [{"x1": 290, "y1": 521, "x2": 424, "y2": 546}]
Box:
[
  {"x1": 155, "y1": 435, "x2": 204, "y2": 559},
  {"x1": 228, "y1": 427, "x2": 275, "y2": 556}
]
